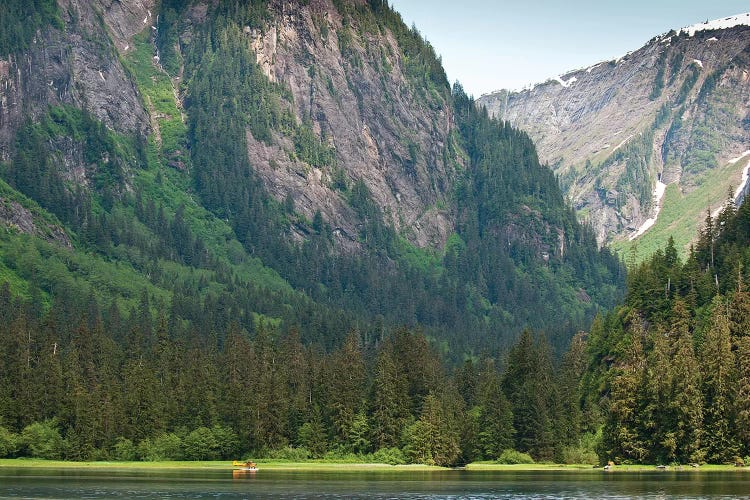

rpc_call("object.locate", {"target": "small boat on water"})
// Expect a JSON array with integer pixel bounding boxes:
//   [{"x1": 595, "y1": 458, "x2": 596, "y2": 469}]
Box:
[{"x1": 233, "y1": 460, "x2": 259, "y2": 471}]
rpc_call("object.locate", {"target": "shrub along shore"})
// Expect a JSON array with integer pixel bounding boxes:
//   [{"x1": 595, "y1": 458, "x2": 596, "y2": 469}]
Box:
[{"x1": 0, "y1": 459, "x2": 747, "y2": 472}]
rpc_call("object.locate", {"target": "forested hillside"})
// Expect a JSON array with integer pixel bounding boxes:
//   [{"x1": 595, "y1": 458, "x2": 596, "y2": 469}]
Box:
[
  {"x1": 0, "y1": 0, "x2": 622, "y2": 462},
  {"x1": 585, "y1": 197, "x2": 750, "y2": 464},
  {"x1": 0, "y1": 0, "x2": 622, "y2": 352}
]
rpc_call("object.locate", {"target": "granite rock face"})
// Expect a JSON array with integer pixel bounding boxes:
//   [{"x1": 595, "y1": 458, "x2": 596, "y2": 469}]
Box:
[{"x1": 0, "y1": 196, "x2": 71, "y2": 247}]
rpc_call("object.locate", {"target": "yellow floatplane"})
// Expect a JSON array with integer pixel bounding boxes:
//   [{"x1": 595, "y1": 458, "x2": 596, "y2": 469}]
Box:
[{"x1": 232, "y1": 460, "x2": 258, "y2": 472}]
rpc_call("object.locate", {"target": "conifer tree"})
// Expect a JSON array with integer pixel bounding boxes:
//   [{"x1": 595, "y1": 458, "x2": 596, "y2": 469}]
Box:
[
  {"x1": 347, "y1": 411, "x2": 371, "y2": 454},
  {"x1": 503, "y1": 330, "x2": 554, "y2": 459},
  {"x1": 555, "y1": 332, "x2": 587, "y2": 450},
  {"x1": 220, "y1": 323, "x2": 255, "y2": 447},
  {"x1": 734, "y1": 336, "x2": 750, "y2": 455},
  {"x1": 643, "y1": 325, "x2": 673, "y2": 462},
  {"x1": 35, "y1": 315, "x2": 64, "y2": 426},
  {"x1": 278, "y1": 328, "x2": 310, "y2": 448},
  {"x1": 701, "y1": 297, "x2": 738, "y2": 463},
  {"x1": 730, "y1": 289, "x2": 750, "y2": 339},
  {"x1": 668, "y1": 300, "x2": 703, "y2": 463},
  {"x1": 121, "y1": 355, "x2": 162, "y2": 443},
  {"x1": 325, "y1": 331, "x2": 366, "y2": 449},
  {"x1": 248, "y1": 323, "x2": 287, "y2": 450},
  {"x1": 404, "y1": 392, "x2": 461, "y2": 466},
  {"x1": 474, "y1": 359, "x2": 514, "y2": 459},
  {"x1": 5, "y1": 314, "x2": 37, "y2": 429},
  {"x1": 371, "y1": 345, "x2": 409, "y2": 449},
  {"x1": 600, "y1": 318, "x2": 648, "y2": 463},
  {"x1": 298, "y1": 405, "x2": 327, "y2": 458}
]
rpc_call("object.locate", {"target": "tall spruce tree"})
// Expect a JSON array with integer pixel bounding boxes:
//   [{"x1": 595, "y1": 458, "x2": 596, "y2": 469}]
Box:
[
  {"x1": 668, "y1": 300, "x2": 703, "y2": 463},
  {"x1": 325, "y1": 331, "x2": 366, "y2": 449},
  {"x1": 474, "y1": 359, "x2": 514, "y2": 459},
  {"x1": 600, "y1": 317, "x2": 648, "y2": 463},
  {"x1": 643, "y1": 325, "x2": 673, "y2": 462},
  {"x1": 404, "y1": 392, "x2": 461, "y2": 466},
  {"x1": 734, "y1": 336, "x2": 750, "y2": 455},
  {"x1": 370, "y1": 344, "x2": 410, "y2": 449},
  {"x1": 701, "y1": 297, "x2": 738, "y2": 463},
  {"x1": 503, "y1": 330, "x2": 554, "y2": 459}
]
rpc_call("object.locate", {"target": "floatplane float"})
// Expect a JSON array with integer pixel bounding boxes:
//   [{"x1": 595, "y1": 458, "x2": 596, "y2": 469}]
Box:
[{"x1": 232, "y1": 460, "x2": 259, "y2": 472}]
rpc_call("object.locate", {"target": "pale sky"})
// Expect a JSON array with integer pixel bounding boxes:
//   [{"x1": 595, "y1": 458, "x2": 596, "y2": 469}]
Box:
[{"x1": 389, "y1": 1, "x2": 750, "y2": 96}]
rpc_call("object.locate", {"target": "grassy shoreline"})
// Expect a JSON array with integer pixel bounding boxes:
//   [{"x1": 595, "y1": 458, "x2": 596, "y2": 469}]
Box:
[
  {"x1": 1, "y1": 459, "x2": 748, "y2": 473},
  {"x1": 468, "y1": 463, "x2": 750, "y2": 472},
  {"x1": 0, "y1": 459, "x2": 440, "y2": 471}
]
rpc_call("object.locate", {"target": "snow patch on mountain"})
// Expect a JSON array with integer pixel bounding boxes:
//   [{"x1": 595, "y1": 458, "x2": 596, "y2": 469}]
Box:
[
  {"x1": 728, "y1": 150, "x2": 750, "y2": 164},
  {"x1": 615, "y1": 52, "x2": 632, "y2": 64},
  {"x1": 612, "y1": 135, "x2": 634, "y2": 153},
  {"x1": 553, "y1": 75, "x2": 577, "y2": 88},
  {"x1": 630, "y1": 179, "x2": 667, "y2": 241},
  {"x1": 710, "y1": 153, "x2": 750, "y2": 218},
  {"x1": 680, "y1": 13, "x2": 750, "y2": 36},
  {"x1": 734, "y1": 161, "x2": 750, "y2": 199}
]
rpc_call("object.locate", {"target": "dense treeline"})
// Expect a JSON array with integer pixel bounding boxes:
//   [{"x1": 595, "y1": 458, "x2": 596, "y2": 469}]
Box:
[
  {"x1": 587, "y1": 197, "x2": 750, "y2": 464},
  {"x1": 0, "y1": 283, "x2": 591, "y2": 465}
]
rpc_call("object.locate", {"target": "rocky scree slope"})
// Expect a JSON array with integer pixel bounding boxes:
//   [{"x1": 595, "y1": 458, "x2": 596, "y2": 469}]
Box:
[{"x1": 479, "y1": 15, "x2": 750, "y2": 249}]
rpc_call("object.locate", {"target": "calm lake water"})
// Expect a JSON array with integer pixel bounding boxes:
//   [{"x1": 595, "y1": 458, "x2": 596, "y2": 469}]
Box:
[{"x1": 2, "y1": 467, "x2": 750, "y2": 499}]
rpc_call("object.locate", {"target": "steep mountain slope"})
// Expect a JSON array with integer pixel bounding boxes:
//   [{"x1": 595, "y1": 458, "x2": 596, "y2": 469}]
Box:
[
  {"x1": 239, "y1": 0, "x2": 454, "y2": 248},
  {"x1": 0, "y1": 0, "x2": 623, "y2": 356},
  {"x1": 479, "y1": 15, "x2": 750, "y2": 256},
  {"x1": 0, "y1": 0, "x2": 150, "y2": 154}
]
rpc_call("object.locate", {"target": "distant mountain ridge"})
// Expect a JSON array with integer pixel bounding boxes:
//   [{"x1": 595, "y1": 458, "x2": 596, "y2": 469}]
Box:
[{"x1": 478, "y1": 13, "x2": 750, "y2": 257}]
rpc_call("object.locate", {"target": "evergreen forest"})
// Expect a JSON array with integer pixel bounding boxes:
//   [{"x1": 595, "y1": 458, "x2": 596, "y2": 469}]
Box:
[
  {"x1": 1, "y1": 0, "x2": 746, "y2": 468},
  {"x1": 588, "y1": 198, "x2": 750, "y2": 465}
]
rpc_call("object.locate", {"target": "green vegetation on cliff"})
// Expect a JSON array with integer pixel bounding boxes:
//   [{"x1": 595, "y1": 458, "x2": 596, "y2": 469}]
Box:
[{"x1": 0, "y1": 0, "x2": 60, "y2": 57}]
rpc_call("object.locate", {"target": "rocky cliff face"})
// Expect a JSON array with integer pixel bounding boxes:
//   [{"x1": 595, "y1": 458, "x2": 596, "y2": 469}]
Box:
[
  {"x1": 243, "y1": 0, "x2": 455, "y2": 249},
  {"x1": 479, "y1": 16, "x2": 750, "y2": 246},
  {"x1": 0, "y1": 0, "x2": 151, "y2": 159},
  {"x1": 0, "y1": 0, "x2": 153, "y2": 239},
  {"x1": 0, "y1": 195, "x2": 71, "y2": 247},
  {"x1": 0, "y1": 0, "x2": 457, "y2": 251}
]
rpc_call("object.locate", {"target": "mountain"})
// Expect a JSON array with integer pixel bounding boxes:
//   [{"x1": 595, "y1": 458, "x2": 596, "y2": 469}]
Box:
[
  {"x1": 0, "y1": 0, "x2": 623, "y2": 359},
  {"x1": 0, "y1": 0, "x2": 626, "y2": 464},
  {"x1": 478, "y1": 14, "x2": 750, "y2": 257}
]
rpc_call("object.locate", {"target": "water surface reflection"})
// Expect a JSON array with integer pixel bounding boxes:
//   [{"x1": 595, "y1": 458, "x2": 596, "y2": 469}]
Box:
[{"x1": 2, "y1": 467, "x2": 750, "y2": 499}]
